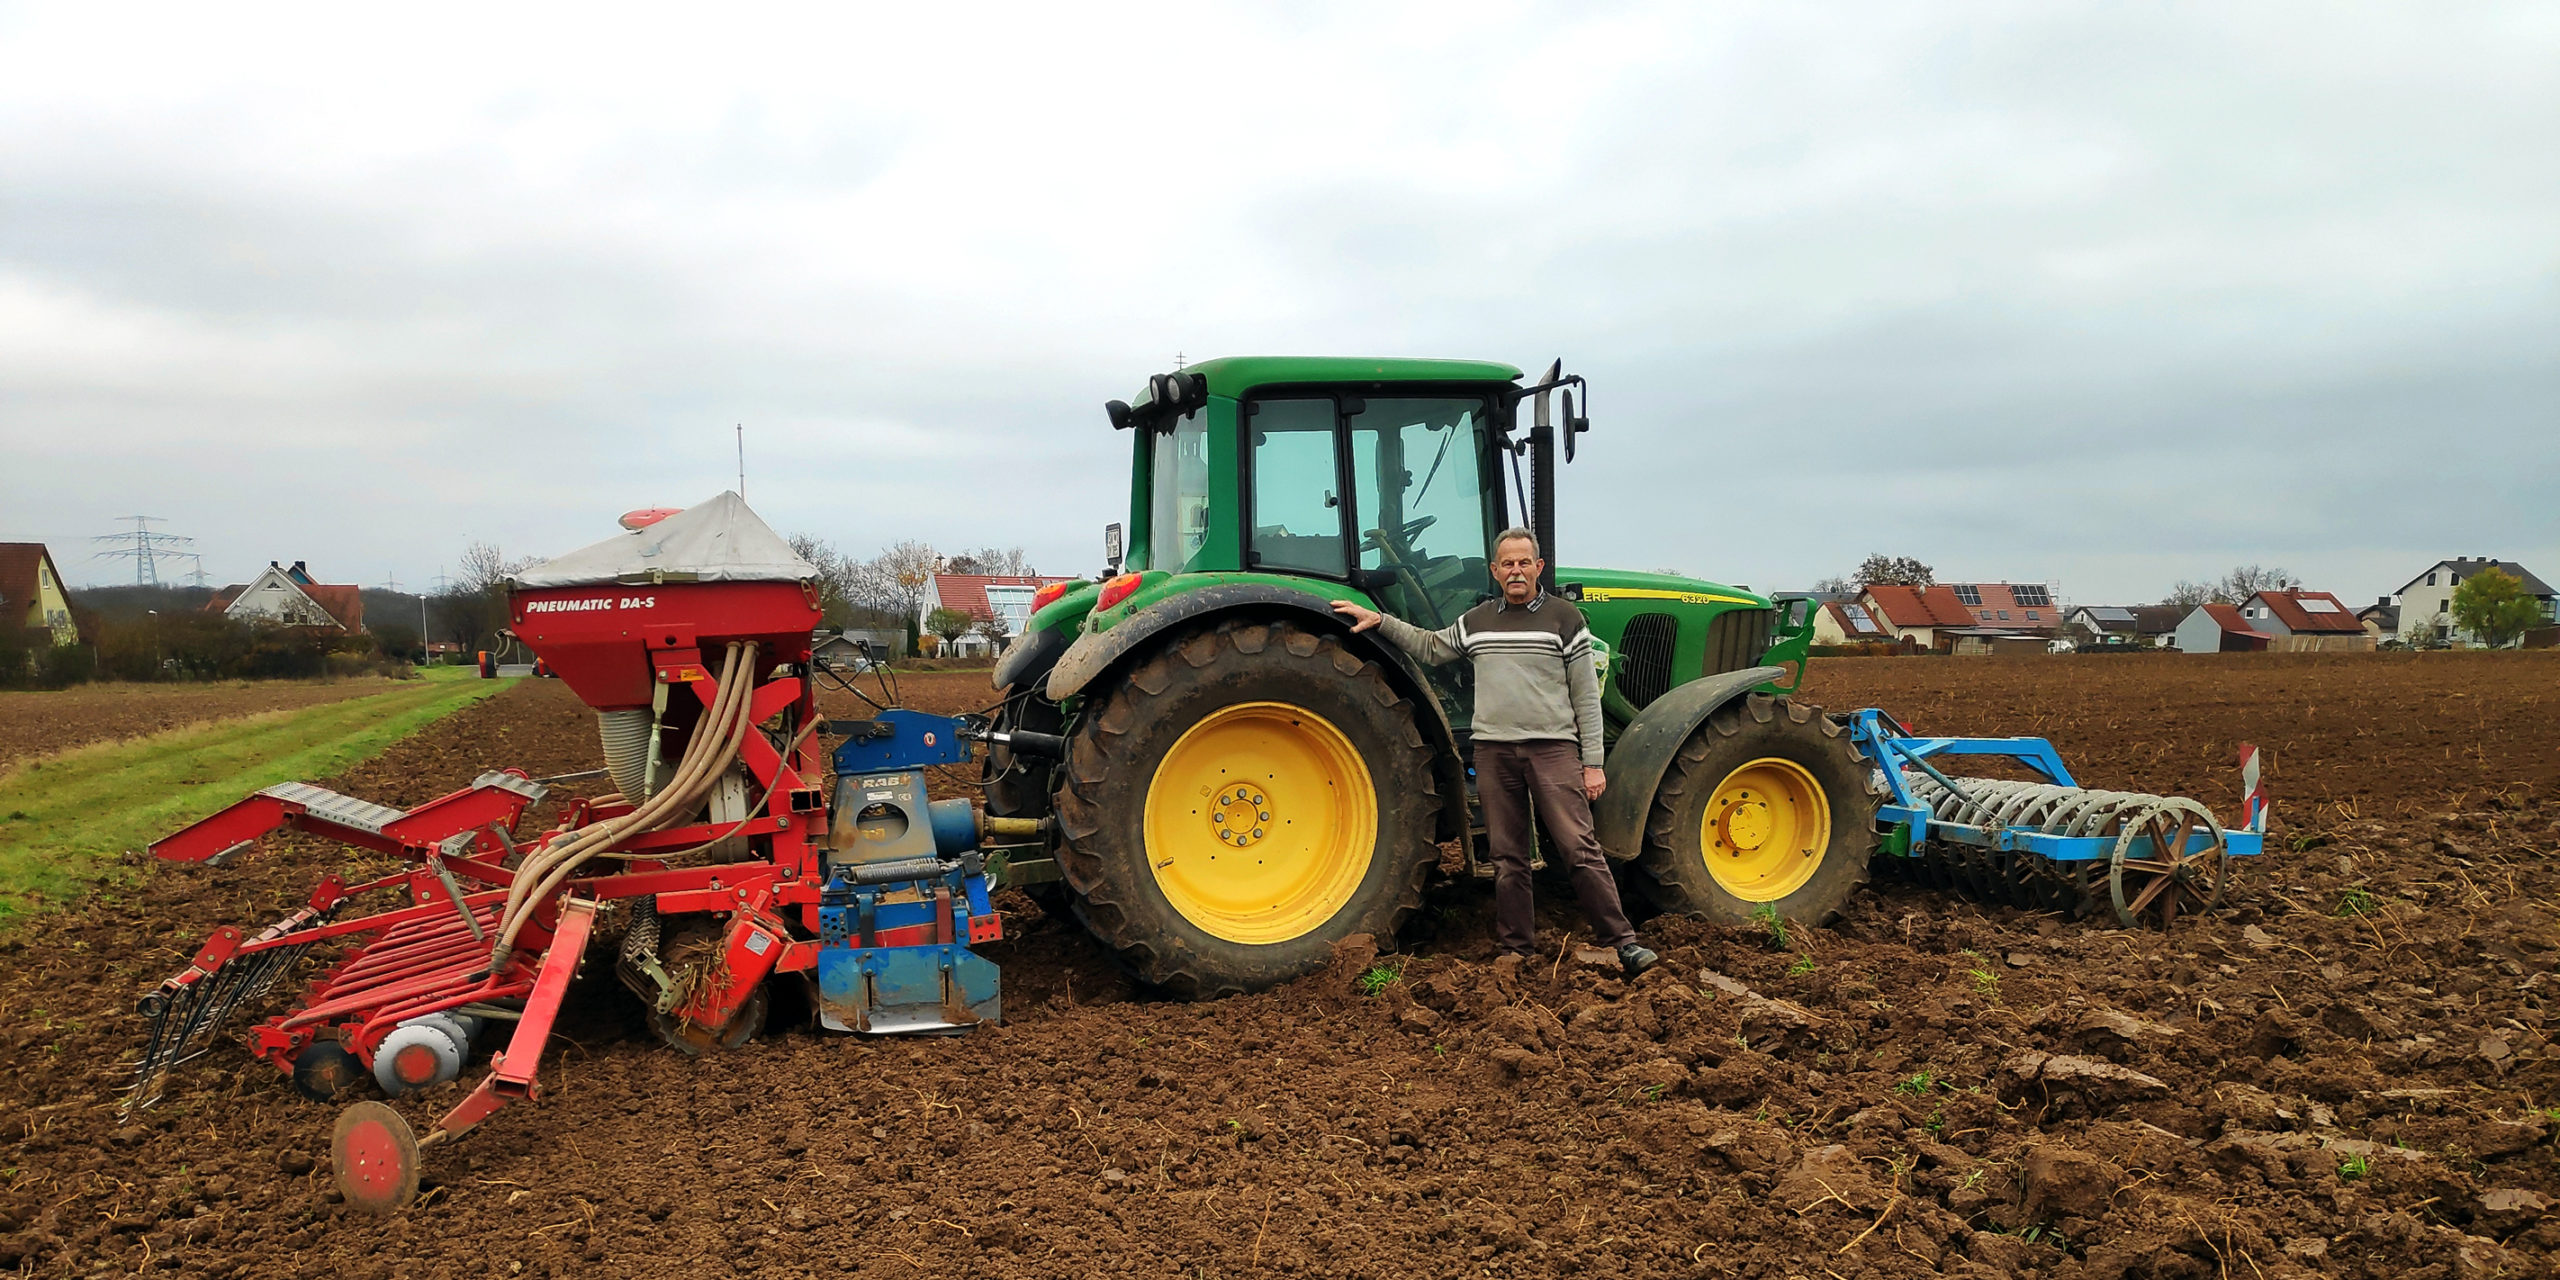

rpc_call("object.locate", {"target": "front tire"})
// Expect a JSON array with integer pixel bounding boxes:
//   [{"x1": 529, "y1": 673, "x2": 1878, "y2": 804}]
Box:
[
  {"x1": 1635, "y1": 694, "x2": 1878, "y2": 926},
  {"x1": 1051, "y1": 619, "x2": 1439, "y2": 997}
]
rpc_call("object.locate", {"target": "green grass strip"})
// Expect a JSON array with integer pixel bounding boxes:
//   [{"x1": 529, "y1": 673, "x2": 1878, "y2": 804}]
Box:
[{"x1": 0, "y1": 677, "x2": 514, "y2": 921}]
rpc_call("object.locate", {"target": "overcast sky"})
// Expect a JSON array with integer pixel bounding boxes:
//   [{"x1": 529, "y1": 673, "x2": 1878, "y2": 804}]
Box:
[{"x1": 3, "y1": 3, "x2": 2553, "y2": 607}]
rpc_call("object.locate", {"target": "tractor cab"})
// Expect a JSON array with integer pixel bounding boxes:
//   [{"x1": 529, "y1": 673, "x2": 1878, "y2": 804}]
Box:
[{"x1": 1111, "y1": 356, "x2": 1535, "y2": 632}]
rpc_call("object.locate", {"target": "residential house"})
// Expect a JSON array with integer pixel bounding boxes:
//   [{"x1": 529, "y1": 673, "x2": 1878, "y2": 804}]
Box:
[
  {"x1": 0, "y1": 543, "x2": 80, "y2": 646},
  {"x1": 921, "y1": 572, "x2": 1076, "y2": 658},
  {"x1": 1859, "y1": 584, "x2": 1977, "y2": 651},
  {"x1": 814, "y1": 628, "x2": 902, "y2": 669},
  {"x1": 2234, "y1": 589, "x2": 2373, "y2": 652},
  {"x1": 1950, "y1": 630, "x2": 2051, "y2": 657},
  {"x1": 2130, "y1": 605, "x2": 2183, "y2": 647},
  {"x1": 209, "y1": 561, "x2": 367, "y2": 634},
  {"x1": 2065, "y1": 606, "x2": 2140, "y2": 647},
  {"x1": 2172, "y1": 604, "x2": 2271, "y2": 654},
  {"x1": 2355, "y1": 598, "x2": 2399, "y2": 645},
  {"x1": 1942, "y1": 582, "x2": 2061, "y2": 635},
  {"x1": 1822, "y1": 600, "x2": 1894, "y2": 646},
  {"x1": 2385, "y1": 557, "x2": 2556, "y2": 646}
]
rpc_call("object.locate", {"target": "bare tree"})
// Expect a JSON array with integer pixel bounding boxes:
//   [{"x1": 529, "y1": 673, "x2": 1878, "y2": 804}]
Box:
[
  {"x1": 1810, "y1": 575, "x2": 1855, "y2": 597},
  {"x1": 439, "y1": 539, "x2": 534, "y2": 655},
  {"x1": 2161, "y1": 580, "x2": 2217, "y2": 611},
  {"x1": 959, "y1": 546, "x2": 1034, "y2": 576},
  {"x1": 2218, "y1": 564, "x2": 2295, "y2": 601},
  {"x1": 847, "y1": 540, "x2": 940, "y2": 653},
  {"x1": 788, "y1": 533, "x2": 865, "y2": 628},
  {"x1": 1854, "y1": 554, "x2": 1935, "y2": 588}
]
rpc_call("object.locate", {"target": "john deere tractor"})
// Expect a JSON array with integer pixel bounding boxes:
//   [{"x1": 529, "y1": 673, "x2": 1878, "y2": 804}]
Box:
[{"x1": 987, "y1": 357, "x2": 1878, "y2": 995}]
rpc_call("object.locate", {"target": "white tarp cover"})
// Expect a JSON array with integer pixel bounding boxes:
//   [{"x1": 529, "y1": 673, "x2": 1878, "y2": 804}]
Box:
[{"x1": 511, "y1": 492, "x2": 818, "y2": 588}]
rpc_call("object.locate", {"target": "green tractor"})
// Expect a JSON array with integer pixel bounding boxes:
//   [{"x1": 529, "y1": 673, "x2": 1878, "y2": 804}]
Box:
[{"x1": 986, "y1": 357, "x2": 1879, "y2": 995}]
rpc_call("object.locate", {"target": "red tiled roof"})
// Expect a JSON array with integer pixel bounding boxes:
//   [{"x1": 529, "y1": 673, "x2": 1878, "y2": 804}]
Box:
[
  {"x1": 1862, "y1": 584, "x2": 1975, "y2": 629},
  {"x1": 2247, "y1": 590, "x2": 2363, "y2": 634},
  {"x1": 303, "y1": 584, "x2": 366, "y2": 632},
  {"x1": 929, "y1": 573, "x2": 1075, "y2": 619},
  {"x1": 0, "y1": 543, "x2": 56, "y2": 630},
  {"x1": 2200, "y1": 603, "x2": 2270, "y2": 637}
]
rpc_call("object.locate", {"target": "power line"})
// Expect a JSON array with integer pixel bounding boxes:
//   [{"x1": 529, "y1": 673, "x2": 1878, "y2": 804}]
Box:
[
  {"x1": 180, "y1": 554, "x2": 211, "y2": 589},
  {"x1": 91, "y1": 516, "x2": 196, "y2": 587}
]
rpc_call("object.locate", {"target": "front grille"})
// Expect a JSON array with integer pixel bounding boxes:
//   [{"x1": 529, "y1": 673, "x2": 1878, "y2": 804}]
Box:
[
  {"x1": 1704, "y1": 607, "x2": 1775, "y2": 676},
  {"x1": 1618, "y1": 613, "x2": 1678, "y2": 709}
]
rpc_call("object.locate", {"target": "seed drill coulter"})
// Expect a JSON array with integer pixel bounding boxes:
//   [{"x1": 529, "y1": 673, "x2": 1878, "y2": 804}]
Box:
[{"x1": 126, "y1": 358, "x2": 2269, "y2": 1212}]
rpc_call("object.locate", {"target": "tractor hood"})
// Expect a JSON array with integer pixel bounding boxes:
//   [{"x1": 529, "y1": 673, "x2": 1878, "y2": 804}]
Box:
[{"x1": 1558, "y1": 567, "x2": 1768, "y2": 609}]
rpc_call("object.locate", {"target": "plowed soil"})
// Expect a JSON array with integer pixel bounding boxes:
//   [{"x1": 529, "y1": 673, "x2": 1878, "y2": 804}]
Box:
[
  {"x1": 0, "y1": 679, "x2": 419, "y2": 775},
  {"x1": 3, "y1": 656, "x2": 2554, "y2": 1279}
]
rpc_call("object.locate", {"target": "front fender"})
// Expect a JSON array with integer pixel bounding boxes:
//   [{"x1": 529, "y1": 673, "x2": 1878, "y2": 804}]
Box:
[
  {"x1": 1593, "y1": 664, "x2": 1787, "y2": 859},
  {"x1": 1044, "y1": 582, "x2": 1474, "y2": 843}
]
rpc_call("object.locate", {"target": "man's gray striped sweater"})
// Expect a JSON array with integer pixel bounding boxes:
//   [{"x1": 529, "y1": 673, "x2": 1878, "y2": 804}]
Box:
[{"x1": 1373, "y1": 591, "x2": 1606, "y2": 767}]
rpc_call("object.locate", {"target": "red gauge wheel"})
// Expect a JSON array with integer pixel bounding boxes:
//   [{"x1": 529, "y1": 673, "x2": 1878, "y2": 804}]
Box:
[{"x1": 331, "y1": 1101, "x2": 421, "y2": 1214}]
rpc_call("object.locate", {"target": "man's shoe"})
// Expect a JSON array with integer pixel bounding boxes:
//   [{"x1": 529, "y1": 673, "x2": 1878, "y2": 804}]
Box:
[{"x1": 1617, "y1": 942, "x2": 1659, "y2": 980}]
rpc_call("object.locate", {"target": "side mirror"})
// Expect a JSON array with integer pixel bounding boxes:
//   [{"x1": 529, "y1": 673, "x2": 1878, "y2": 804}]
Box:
[
  {"x1": 1562, "y1": 386, "x2": 1590, "y2": 461},
  {"x1": 1105, "y1": 399, "x2": 1133, "y2": 430},
  {"x1": 1103, "y1": 522, "x2": 1125, "y2": 574}
]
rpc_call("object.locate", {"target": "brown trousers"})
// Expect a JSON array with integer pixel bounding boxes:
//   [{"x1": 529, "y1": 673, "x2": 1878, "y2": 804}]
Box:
[{"x1": 1474, "y1": 739, "x2": 1637, "y2": 953}]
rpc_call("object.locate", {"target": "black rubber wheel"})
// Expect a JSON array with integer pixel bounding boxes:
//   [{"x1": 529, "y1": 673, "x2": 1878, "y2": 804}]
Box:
[
  {"x1": 1634, "y1": 693, "x2": 1879, "y2": 927},
  {"x1": 983, "y1": 686, "x2": 1063, "y2": 821},
  {"x1": 984, "y1": 687, "x2": 1070, "y2": 917},
  {"x1": 291, "y1": 1041, "x2": 366, "y2": 1103},
  {"x1": 1050, "y1": 618, "x2": 1439, "y2": 997}
]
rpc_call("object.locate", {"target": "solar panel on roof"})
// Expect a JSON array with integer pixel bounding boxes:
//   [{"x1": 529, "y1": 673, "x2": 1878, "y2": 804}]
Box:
[
  {"x1": 1951, "y1": 585, "x2": 1982, "y2": 606},
  {"x1": 2298, "y1": 598, "x2": 2339, "y2": 613},
  {"x1": 2012, "y1": 584, "x2": 2052, "y2": 606},
  {"x1": 1842, "y1": 604, "x2": 1880, "y2": 634},
  {"x1": 2092, "y1": 607, "x2": 2135, "y2": 622}
]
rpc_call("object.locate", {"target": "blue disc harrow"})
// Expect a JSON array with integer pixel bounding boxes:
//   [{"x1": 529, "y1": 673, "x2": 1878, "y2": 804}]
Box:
[{"x1": 1847, "y1": 710, "x2": 2266, "y2": 927}]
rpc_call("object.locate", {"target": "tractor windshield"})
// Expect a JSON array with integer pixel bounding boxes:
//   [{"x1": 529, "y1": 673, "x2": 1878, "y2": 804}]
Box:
[{"x1": 1348, "y1": 397, "x2": 1495, "y2": 628}]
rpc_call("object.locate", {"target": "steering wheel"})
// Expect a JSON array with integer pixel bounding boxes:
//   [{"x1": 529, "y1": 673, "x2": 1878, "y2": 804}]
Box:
[{"x1": 1357, "y1": 515, "x2": 1437, "y2": 555}]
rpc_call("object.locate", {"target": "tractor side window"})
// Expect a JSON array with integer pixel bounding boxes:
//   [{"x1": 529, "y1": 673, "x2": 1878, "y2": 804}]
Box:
[
  {"x1": 1348, "y1": 398, "x2": 1494, "y2": 628},
  {"x1": 1148, "y1": 408, "x2": 1210, "y2": 572},
  {"x1": 1249, "y1": 398, "x2": 1347, "y2": 577}
]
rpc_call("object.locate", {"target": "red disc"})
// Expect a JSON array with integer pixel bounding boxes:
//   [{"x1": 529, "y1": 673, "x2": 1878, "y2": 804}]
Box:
[
  {"x1": 332, "y1": 1101, "x2": 421, "y2": 1213},
  {"x1": 392, "y1": 1043, "x2": 441, "y2": 1086}
]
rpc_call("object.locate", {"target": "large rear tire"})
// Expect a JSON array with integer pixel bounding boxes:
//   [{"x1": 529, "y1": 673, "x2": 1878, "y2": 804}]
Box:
[
  {"x1": 1051, "y1": 619, "x2": 1439, "y2": 997},
  {"x1": 1635, "y1": 694, "x2": 1878, "y2": 926}
]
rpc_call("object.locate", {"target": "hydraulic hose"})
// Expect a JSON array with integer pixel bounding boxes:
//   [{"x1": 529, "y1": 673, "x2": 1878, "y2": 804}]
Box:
[{"x1": 486, "y1": 641, "x2": 761, "y2": 969}]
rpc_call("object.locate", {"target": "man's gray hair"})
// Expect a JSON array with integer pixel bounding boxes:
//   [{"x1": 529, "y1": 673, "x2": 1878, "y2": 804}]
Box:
[{"x1": 1493, "y1": 527, "x2": 1541, "y2": 558}]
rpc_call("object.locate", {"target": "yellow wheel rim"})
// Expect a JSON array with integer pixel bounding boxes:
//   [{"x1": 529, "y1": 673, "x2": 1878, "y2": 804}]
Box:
[
  {"x1": 1142, "y1": 701, "x2": 1376, "y2": 944},
  {"x1": 1700, "y1": 756, "x2": 1830, "y2": 902}
]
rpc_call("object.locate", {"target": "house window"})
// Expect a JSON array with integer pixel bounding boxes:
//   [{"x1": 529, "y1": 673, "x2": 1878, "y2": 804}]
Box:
[
  {"x1": 1978, "y1": 611, "x2": 1991, "y2": 620},
  {"x1": 2426, "y1": 572, "x2": 2436, "y2": 586},
  {"x1": 1996, "y1": 610, "x2": 2010, "y2": 620},
  {"x1": 2025, "y1": 610, "x2": 2039, "y2": 620}
]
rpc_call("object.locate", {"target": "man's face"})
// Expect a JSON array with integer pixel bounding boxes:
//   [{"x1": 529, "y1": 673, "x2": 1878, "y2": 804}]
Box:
[{"x1": 1492, "y1": 539, "x2": 1543, "y2": 603}]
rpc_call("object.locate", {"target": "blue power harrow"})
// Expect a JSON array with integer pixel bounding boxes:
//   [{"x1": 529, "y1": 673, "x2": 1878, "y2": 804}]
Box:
[{"x1": 1848, "y1": 710, "x2": 2266, "y2": 927}]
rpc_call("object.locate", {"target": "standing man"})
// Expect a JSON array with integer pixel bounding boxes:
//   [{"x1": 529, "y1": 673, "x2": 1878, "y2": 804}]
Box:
[{"x1": 1332, "y1": 528, "x2": 1659, "y2": 978}]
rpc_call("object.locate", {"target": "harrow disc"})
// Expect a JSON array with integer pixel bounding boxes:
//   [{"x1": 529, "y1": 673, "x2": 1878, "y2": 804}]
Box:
[{"x1": 331, "y1": 1101, "x2": 421, "y2": 1214}]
